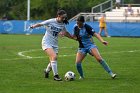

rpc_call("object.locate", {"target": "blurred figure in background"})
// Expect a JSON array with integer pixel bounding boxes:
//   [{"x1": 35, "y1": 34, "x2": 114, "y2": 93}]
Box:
[
  {"x1": 98, "y1": 14, "x2": 110, "y2": 37},
  {"x1": 1, "y1": 14, "x2": 8, "y2": 20},
  {"x1": 115, "y1": 0, "x2": 121, "y2": 9},
  {"x1": 136, "y1": 9, "x2": 140, "y2": 17},
  {"x1": 125, "y1": 4, "x2": 134, "y2": 16}
]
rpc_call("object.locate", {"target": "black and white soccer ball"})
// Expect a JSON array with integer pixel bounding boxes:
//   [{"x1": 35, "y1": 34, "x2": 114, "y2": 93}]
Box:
[{"x1": 64, "y1": 71, "x2": 75, "y2": 81}]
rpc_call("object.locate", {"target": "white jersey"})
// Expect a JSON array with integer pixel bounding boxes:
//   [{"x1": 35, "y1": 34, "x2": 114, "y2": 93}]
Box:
[{"x1": 40, "y1": 18, "x2": 66, "y2": 50}]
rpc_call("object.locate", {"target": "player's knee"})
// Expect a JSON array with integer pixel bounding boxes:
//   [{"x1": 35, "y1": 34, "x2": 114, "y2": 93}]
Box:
[
  {"x1": 96, "y1": 57, "x2": 103, "y2": 62},
  {"x1": 51, "y1": 55, "x2": 57, "y2": 60}
]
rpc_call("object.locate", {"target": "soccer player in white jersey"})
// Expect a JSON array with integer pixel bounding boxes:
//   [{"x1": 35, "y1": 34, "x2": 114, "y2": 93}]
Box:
[{"x1": 30, "y1": 10, "x2": 72, "y2": 81}]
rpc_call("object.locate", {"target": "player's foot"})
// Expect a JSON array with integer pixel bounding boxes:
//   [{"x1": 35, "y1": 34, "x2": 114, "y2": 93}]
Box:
[
  {"x1": 44, "y1": 70, "x2": 49, "y2": 78},
  {"x1": 79, "y1": 76, "x2": 84, "y2": 80},
  {"x1": 111, "y1": 73, "x2": 117, "y2": 79},
  {"x1": 54, "y1": 75, "x2": 62, "y2": 81}
]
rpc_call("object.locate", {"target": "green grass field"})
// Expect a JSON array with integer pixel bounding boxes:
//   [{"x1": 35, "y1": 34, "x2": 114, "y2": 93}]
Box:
[{"x1": 0, "y1": 34, "x2": 140, "y2": 93}]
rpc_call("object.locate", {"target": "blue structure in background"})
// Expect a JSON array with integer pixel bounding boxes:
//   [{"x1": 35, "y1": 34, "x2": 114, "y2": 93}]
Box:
[
  {"x1": 0, "y1": 20, "x2": 140, "y2": 37},
  {"x1": 0, "y1": 20, "x2": 46, "y2": 34}
]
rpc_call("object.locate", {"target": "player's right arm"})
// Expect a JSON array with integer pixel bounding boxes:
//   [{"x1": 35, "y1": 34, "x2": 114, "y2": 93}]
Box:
[
  {"x1": 30, "y1": 19, "x2": 52, "y2": 29},
  {"x1": 30, "y1": 23, "x2": 43, "y2": 28}
]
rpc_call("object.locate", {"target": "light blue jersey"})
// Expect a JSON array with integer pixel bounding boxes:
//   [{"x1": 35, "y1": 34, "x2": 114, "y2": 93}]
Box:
[{"x1": 73, "y1": 23, "x2": 97, "y2": 55}]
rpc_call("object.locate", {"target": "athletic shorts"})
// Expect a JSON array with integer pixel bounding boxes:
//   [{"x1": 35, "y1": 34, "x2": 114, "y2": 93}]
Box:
[
  {"x1": 42, "y1": 42, "x2": 58, "y2": 53},
  {"x1": 77, "y1": 44, "x2": 97, "y2": 55},
  {"x1": 100, "y1": 27, "x2": 106, "y2": 29}
]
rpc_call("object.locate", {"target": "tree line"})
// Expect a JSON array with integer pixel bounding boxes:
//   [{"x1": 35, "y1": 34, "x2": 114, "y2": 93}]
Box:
[{"x1": 0, "y1": 0, "x2": 137, "y2": 20}]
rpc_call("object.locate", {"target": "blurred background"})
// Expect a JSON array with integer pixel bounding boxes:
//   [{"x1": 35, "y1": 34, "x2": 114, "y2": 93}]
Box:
[
  {"x1": 0, "y1": 0, "x2": 139, "y2": 20},
  {"x1": 0, "y1": 0, "x2": 140, "y2": 36}
]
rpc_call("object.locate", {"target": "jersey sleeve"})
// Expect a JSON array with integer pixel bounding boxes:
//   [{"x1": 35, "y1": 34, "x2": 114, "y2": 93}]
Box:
[
  {"x1": 39, "y1": 19, "x2": 54, "y2": 25},
  {"x1": 85, "y1": 24, "x2": 95, "y2": 36}
]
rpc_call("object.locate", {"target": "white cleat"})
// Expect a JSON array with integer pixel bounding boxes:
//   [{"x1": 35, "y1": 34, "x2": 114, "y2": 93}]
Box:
[
  {"x1": 79, "y1": 76, "x2": 84, "y2": 80},
  {"x1": 111, "y1": 74, "x2": 117, "y2": 79}
]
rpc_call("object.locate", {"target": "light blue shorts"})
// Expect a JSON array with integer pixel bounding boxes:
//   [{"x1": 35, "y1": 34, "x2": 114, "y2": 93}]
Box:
[{"x1": 78, "y1": 44, "x2": 97, "y2": 55}]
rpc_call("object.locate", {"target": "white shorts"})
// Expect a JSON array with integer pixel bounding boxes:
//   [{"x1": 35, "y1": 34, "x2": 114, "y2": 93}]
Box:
[
  {"x1": 41, "y1": 36, "x2": 59, "y2": 53},
  {"x1": 42, "y1": 43, "x2": 58, "y2": 53}
]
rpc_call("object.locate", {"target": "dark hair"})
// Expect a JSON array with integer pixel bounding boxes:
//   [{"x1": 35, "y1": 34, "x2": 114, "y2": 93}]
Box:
[
  {"x1": 63, "y1": 17, "x2": 69, "y2": 25},
  {"x1": 57, "y1": 9, "x2": 69, "y2": 24},
  {"x1": 77, "y1": 16, "x2": 85, "y2": 23},
  {"x1": 57, "y1": 9, "x2": 66, "y2": 16}
]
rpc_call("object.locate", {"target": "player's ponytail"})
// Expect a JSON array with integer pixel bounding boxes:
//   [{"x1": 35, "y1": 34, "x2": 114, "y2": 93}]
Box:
[{"x1": 63, "y1": 17, "x2": 69, "y2": 24}]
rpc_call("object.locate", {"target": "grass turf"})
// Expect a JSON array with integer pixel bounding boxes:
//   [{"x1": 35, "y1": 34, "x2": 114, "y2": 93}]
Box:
[{"x1": 0, "y1": 34, "x2": 140, "y2": 93}]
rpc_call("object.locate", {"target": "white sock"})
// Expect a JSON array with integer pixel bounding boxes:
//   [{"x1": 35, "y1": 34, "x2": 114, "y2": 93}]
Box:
[
  {"x1": 45, "y1": 63, "x2": 52, "y2": 73},
  {"x1": 51, "y1": 61, "x2": 58, "y2": 76}
]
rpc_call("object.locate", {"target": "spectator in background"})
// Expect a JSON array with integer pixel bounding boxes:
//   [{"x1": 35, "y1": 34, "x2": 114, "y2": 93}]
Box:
[
  {"x1": 115, "y1": 0, "x2": 121, "y2": 9},
  {"x1": 136, "y1": 9, "x2": 140, "y2": 17},
  {"x1": 125, "y1": 4, "x2": 134, "y2": 17},
  {"x1": 1, "y1": 14, "x2": 8, "y2": 20},
  {"x1": 98, "y1": 14, "x2": 110, "y2": 37}
]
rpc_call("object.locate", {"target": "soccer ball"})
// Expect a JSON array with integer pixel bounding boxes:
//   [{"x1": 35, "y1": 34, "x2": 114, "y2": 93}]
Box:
[{"x1": 64, "y1": 71, "x2": 75, "y2": 81}]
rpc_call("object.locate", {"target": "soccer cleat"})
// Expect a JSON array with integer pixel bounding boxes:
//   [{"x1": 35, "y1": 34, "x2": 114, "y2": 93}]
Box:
[
  {"x1": 79, "y1": 76, "x2": 84, "y2": 80},
  {"x1": 44, "y1": 70, "x2": 49, "y2": 78},
  {"x1": 54, "y1": 75, "x2": 62, "y2": 81},
  {"x1": 111, "y1": 73, "x2": 117, "y2": 79}
]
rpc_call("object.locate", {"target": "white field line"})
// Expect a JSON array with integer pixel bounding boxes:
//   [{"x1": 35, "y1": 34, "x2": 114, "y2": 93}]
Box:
[
  {"x1": 1, "y1": 48, "x2": 140, "y2": 61},
  {"x1": 17, "y1": 47, "x2": 74, "y2": 59},
  {"x1": 18, "y1": 49, "x2": 37, "y2": 59},
  {"x1": 1, "y1": 47, "x2": 75, "y2": 60}
]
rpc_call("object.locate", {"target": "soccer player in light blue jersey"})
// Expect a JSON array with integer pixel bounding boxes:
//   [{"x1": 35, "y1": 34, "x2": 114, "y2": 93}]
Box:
[
  {"x1": 30, "y1": 10, "x2": 72, "y2": 81},
  {"x1": 72, "y1": 16, "x2": 116, "y2": 79}
]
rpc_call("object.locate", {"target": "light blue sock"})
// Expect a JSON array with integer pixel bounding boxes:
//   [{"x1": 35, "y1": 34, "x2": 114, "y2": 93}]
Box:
[
  {"x1": 100, "y1": 60, "x2": 113, "y2": 76},
  {"x1": 76, "y1": 63, "x2": 84, "y2": 77}
]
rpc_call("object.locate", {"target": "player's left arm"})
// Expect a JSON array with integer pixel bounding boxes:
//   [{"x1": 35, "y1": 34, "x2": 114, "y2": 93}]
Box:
[
  {"x1": 59, "y1": 30, "x2": 75, "y2": 39},
  {"x1": 59, "y1": 27, "x2": 76, "y2": 39},
  {"x1": 94, "y1": 33, "x2": 108, "y2": 46}
]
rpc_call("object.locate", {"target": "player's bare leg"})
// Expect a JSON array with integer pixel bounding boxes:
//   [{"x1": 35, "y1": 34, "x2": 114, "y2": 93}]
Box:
[
  {"x1": 104, "y1": 28, "x2": 110, "y2": 37},
  {"x1": 98, "y1": 28, "x2": 103, "y2": 36},
  {"x1": 44, "y1": 48, "x2": 62, "y2": 81}
]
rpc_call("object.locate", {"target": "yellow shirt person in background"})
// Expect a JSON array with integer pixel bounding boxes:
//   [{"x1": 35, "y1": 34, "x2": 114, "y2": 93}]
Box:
[{"x1": 99, "y1": 14, "x2": 110, "y2": 37}]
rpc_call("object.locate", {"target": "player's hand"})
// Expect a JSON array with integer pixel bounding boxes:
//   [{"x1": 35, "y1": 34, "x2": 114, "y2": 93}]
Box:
[
  {"x1": 29, "y1": 25, "x2": 34, "y2": 29},
  {"x1": 59, "y1": 31, "x2": 65, "y2": 37},
  {"x1": 102, "y1": 41, "x2": 108, "y2": 46}
]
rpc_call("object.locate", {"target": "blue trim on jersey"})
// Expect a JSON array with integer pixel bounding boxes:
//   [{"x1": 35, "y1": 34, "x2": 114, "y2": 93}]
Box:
[
  {"x1": 79, "y1": 25, "x2": 94, "y2": 47},
  {"x1": 73, "y1": 23, "x2": 96, "y2": 48}
]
